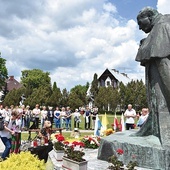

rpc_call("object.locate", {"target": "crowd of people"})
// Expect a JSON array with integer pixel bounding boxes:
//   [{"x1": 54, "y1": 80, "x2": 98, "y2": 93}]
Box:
[
  {"x1": 0, "y1": 102, "x2": 149, "y2": 161},
  {"x1": 0, "y1": 104, "x2": 99, "y2": 161}
]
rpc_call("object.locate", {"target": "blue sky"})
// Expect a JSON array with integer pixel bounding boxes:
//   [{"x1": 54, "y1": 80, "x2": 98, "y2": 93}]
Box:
[
  {"x1": 109, "y1": 0, "x2": 157, "y2": 20},
  {"x1": 0, "y1": 0, "x2": 169, "y2": 91}
]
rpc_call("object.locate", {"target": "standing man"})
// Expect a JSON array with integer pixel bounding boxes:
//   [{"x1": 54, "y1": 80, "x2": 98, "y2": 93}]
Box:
[
  {"x1": 124, "y1": 104, "x2": 136, "y2": 130},
  {"x1": 32, "y1": 104, "x2": 41, "y2": 129}
]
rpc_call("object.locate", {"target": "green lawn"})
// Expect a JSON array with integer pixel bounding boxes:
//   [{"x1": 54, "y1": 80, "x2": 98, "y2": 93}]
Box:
[
  {"x1": 21, "y1": 113, "x2": 140, "y2": 141},
  {"x1": 21, "y1": 114, "x2": 119, "y2": 141},
  {"x1": 21, "y1": 131, "x2": 94, "y2": 141}
]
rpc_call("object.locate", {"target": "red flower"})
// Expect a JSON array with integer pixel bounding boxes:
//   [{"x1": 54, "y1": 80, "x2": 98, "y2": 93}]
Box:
[
  {"x1": 55, "y1": 134, "x2": 59, "y2": 138},
  {"x1": 55, "y1": 134, "x2": 65, "y2": 141},
  {"x1": 88, "y1": 137, "x2": 93, "y2": 141},
  {"x1": 78, "y1": 142, "x2": 85, "y2": 147},
  {"x1": 72, "y1": 141, "x2": 79, "y2": 146},
  {"x1": 116, "y1": 149, "x2": 124, "y2": 155},
  {"x1": 63, "y1": 141, "x2": 69, "y2": 145}
]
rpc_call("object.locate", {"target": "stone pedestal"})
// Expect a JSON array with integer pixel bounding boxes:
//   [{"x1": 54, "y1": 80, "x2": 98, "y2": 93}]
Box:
[{"x1": 97, "y1": 130, "x2": 170, "y2": 170}]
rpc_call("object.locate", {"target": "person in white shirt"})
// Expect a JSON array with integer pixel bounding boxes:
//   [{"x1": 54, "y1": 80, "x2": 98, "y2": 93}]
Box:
[
  {"x1": 124, "y1": 104, "x2": 136, "y2": 130},
  {"x1": 137, "y1": 108, "x2": 149, "y2": 128},
  {"x1": 0, "y1": 105, "x2": 5, "y2": 118},
  {"x1": 3, "y1": 106, "x2": 10, "y2": 118},
  {"x1": 32, "y1": 104, "x2": 41, "y2": 129},
  {"x1": 73, "y1": 109, "x2": 81, "y2": 129},
  {"x1": 40, "y1": 106, "x2": 48, "y2": 128},
  {"x1": 60, "y1": 107, "x2": 66, "y2": 129},
  {"x1": 0, "y1": 110, "x2": 16, "y2": 161}
]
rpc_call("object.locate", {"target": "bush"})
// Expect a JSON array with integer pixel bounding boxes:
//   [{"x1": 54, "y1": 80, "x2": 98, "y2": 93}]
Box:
[{"x1": 0, "y1": 151, "x2": 45, "y2": 170}]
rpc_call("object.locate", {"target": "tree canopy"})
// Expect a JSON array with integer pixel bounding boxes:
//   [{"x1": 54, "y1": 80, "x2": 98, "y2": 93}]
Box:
[{"x1": 0, "y1": 53, "x2": 8, "y2": 91}]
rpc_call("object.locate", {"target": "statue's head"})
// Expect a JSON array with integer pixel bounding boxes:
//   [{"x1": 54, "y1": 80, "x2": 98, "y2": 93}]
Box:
[{"x1": 137, "y1": 7, "x2": 159, "y2": 33}]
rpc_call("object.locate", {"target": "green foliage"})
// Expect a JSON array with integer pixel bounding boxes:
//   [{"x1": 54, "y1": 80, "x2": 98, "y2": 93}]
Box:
[
  {"x1": 95, "y1": 86, "x2": 119, "y2": 111},
  {"x1": 90, "y1": 73, "x2": 99, "y2": 99},
  {"x1": 21, "y1": 69, "x2": 51, "y2": 89},
  {"x1": 118, "y1": 80, "x2": 147, "y2": 112},
  {"x1": 68, "y1": 85, "x2": 88, "y2": 110},
  {"x1": 108, "y1": 155, "x2": 124, "y2": 170},
  {"x1": 24, "y1": 85, "x2": 52, "y2": 108},
  {"x1": 0, "y1": 53, "x2": 8, "y2": 91},
  {"x1": 81, "y1": 136, "x2": 99, "y2": 149},
  {"x1": 48, "y1": 83, "x2": 62, "y2": 107},
  {"x1": 60, "y1": 88, "x2": 69, "y2": 107},
  {"x1": 54, "y1": 141, "x2": 65, "y2": 150},
  {"x1": 3, "y1": 87, "x2": 25, "y2": 106},
  {"x1": 0, "y1": 151, "x2": 45, "y2": 170},
  {"x1": 126, "y1": 161, "x2": 138, "y2": 170},
  {"x1": 64, "y1": 146, "x2": 85, "y2": 162}
]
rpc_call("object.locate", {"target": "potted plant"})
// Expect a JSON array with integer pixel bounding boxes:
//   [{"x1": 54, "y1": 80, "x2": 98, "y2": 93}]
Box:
[
  {"x1": 62, "y1": 141, "x2": 88, "y2": 170},
  {"x1": 81, "y1": 135, "x2": 100, "y2": 149},
  {"x1": 107, "y1": 149, "x2": 138, "y2": 170},
  {"x1": 51, "y1": 133, "x2": 65, "y2": 161}
]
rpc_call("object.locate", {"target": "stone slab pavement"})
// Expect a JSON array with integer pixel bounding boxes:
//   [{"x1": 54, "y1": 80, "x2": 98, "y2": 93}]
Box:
[{"x1": 47, "y1": 148, "x2": 153, "y2": 170}]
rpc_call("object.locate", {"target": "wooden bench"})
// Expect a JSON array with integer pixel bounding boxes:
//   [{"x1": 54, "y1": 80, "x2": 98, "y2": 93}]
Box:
[{"x1": 27, "y1": 128, "x2": 63, "y2": 140}]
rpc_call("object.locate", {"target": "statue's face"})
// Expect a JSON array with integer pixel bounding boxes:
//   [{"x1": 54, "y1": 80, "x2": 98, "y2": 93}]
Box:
[{"x1": 137, "y1": 16, "x2": 152, "y2": 33}]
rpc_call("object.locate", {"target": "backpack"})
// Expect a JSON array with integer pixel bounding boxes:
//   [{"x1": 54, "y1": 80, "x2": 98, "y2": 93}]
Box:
[{"x1": 0, "y1": 114, "x2": 4, "y2": 131}]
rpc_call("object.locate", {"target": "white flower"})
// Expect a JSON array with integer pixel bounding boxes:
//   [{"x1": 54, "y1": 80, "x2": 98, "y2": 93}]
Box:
[{"x1": 90, "y1": 141, "x2": 95, "y2": 145}]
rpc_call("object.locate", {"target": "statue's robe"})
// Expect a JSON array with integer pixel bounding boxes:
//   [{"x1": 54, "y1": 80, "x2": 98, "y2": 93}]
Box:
[{"x1": 135, "y1": 14, "x2": 170, "y2": 149}]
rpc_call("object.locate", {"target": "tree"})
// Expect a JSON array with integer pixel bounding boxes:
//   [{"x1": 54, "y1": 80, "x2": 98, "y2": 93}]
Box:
[
  {"x1": 48, "y1": 82, "x2": 62, "y2": 107},
  {"x1": 118, "y1": 80, "x2": 147, "y2": 112},
  {"x1": 21, "y1": 69, "x2": 51, "y2": 96},
  {"x1": 90, "y1": 73, "x2": 99, "y2": 99},
  {"x1": 60, "y1": 88, "x2": 69, "y2": 107},
  {"x1": 24, "y1": 85, "x2": 52, "y2": 108},
  {"x1": 0, "y1": 53, "x2": 8, "y2": 91},
  {"x1": 95, "y1": 86, "x2": 119, "y2": 111},
  {"x1": 68, "y1": 85, "x2": 88, "y2": 110},
  {"x1": 19, "y1": 69, "x2": 52, "y2": 108},
  {"x1": 3, "y1": 87, "x2": 25, "y2": 106}
]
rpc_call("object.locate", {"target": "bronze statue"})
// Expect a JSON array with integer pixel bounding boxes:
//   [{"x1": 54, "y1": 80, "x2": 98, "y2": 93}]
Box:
[{"x1": 135, "y1": 7, "x2": 170, "y2": 148}]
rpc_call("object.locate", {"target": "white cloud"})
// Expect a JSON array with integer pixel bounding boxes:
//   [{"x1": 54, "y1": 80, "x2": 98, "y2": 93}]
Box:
[
  {"x1": 0, "y1": 0, "x2": 149, "y2": 91},
  {"x1": 157, "y1": 0, "x2": 170, "y2": 14}
]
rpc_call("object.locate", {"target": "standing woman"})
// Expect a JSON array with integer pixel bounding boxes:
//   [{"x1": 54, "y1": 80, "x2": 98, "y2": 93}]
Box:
[
  {"x1": 84, "y1": 106, "x2": 91, "y2": 130},
  {"x1": 0, "y1": 110, "x2": 16, "y2": 161},
  {"x1": 47, "y1": 107, "x2": 54, "y2": 128},
  {"x1": 73, "y1": 109, "x2": 81, "y2": 129},
  {"x1": 10, "y1": 110, "x2": 22, "y2": 154},
  {"x1": 54, "y1": 107, "x2": 61, "y2": 128},
  {"x1": 40, "y1": 106, "x2": 48, "y2": 128},
  {"x1": 25, "y1": 105, "x2": 31, "y2": 130}
]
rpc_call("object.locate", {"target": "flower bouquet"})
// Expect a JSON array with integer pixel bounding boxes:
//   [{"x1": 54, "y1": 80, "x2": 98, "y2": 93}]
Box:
[
  {"x1": 105, "y1": 128, "x2": 114, "y2": 136},
  {"x1": 62, "y1": 141, "x2": 88, "y2": 170},
  {"x1": 52, "y1": 133, "x2": 65, "y2": 150},
  {"x1": 81, "y1": 135, "x2": 100, "y2": 149},
  {"x1": 51, "y1": 133, "x2": 65, "y2": 161},
  {"x1": 64, "y1": 141, "x2": 86, "y2": 162},
  {"x1": 107, "y1": 149, "x2": 138, "y2": 170}
]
